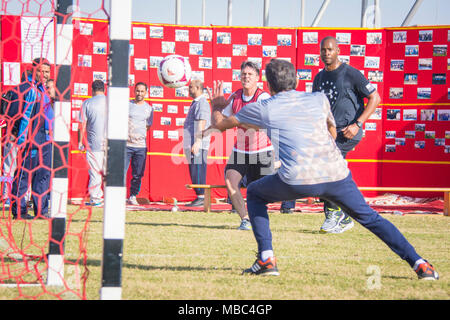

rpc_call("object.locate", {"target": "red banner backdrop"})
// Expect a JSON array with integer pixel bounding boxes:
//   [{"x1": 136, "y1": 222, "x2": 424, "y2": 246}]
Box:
[{"x1": 1, "y1": 16, "x2": 449, "y2": 201}]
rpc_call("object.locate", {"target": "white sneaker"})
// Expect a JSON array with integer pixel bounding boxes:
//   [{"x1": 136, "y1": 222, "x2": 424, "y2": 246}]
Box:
[{"x1": 128, "y1": 195, "x2": 139, "y2": 205}]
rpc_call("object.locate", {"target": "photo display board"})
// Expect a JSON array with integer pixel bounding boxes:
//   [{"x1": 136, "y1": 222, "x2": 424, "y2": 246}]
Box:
[{"x1": 1, "y1": 16, "x2": 449, "y2": 201}]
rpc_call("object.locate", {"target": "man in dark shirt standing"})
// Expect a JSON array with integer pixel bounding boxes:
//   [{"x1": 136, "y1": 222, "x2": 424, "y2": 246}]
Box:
[{"x1": 313, "y1": 36, "x2": 380, "y2": 234}]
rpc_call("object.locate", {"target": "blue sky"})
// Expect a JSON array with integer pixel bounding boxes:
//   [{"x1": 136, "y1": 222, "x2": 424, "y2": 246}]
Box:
[{"x1": 1, "y1": 0, "x2": 449, "y2": 27}]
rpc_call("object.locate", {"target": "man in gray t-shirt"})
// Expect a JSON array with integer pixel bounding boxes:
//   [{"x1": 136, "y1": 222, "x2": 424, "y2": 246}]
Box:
[
  {"x1": 126, "y1": 82, "x2": 153, "y2": 205},
  {"x1": 183, "y1": 80, "x2": 211, "y2": 207},
  {"x1": 78, "y1": 80, "x2": 107, "y2": 206}
]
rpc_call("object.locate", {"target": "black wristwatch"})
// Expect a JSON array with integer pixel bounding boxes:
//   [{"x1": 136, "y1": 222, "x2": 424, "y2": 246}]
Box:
[{"x1": 356, "y1": 120, "x2": 363, "y2": 128}]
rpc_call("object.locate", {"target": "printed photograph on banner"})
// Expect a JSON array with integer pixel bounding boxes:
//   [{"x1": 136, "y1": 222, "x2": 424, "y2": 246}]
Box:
[
  {"x1": 390, "y1": 59, "x2": 404, "y2": 71},
  {"x1": 128, "y1": 74, "x2": 135, "y2": 87},
  {"x1": 129, "y1": 44, "x2": 134, "y2": 56},
  {"x1": 175, "y1": 86, "x2": 189, "y2": 98},
  {"x1": 184, "y1": 105, "x2": 190, "y2": 114},
  {"x1": 199, "y1": 57, "x2": 212, "y2": 69},
  {"x1": 217, "y1": 57, "x2": 231, "y2": 69},
  {"x1": 432, "y1": 73, "x2": 446, "y2": 85},
  {"x1": 297, "y1": 69, "x2": 312, "y2": 80},
  {"x1": 79, "y1": 22, "x2": 93, "y2": 35},
  {"x1": 448, "y1": 30, "x2": 450, "y2": 41},
  {"x1": 395, "y1": 138, "x2": 405, "y2": 146},
  {"x1": 448, "y1": 88, "x2": 450, "y2": 99},
  {"x1": 199, "y1": 29, "x2": 212, "y2": 41},
  {"x1": 162, "y1": 41, "x2": 175, "y2": 53},
  {"x1": 149, "y1": 26, "x2": 163, "y2": 38},
  {"x1": 93, "y1": 71, "x2": 107, "y2": 83},
  {"x1": 339, "y1": 55, "x2": 350, "y2": 64},
  {"x1": 175, "y1": 30, "x2": 189, "y2": 42},
  {"x1": 176, "y1": 118, "x2": 185, "y2": 126},
  {"x1": 415, "y1": 141, "x2": 425, "y2": 149},
  {"x1": 393, "y1": 31, "x2": 407, "y2": 43},
  {"x1": 277, "y1": 34, "x2": 292, "y2": 46},
  {"x1": 134, "y1": 58, "x2": 148, "y2": 71},
  {"x1": 167, "y1": 105, "x2": 178, "y2": 114},
  {"x1": 222, "y1": 82, "x2": 232, "y2": 94},
  {"x1": 404, "y1": 73, "x2": 418, "y2": 85},
  {"x1": 74, "y1": 83, "x2": 88, "y2": 96},
  {"x1": 405, "y1": 45, "x2": 419, "y2": 56},
  {"x1": 403, "y1": 109, "x2": 417, "y2": 121},
  {"x1": 248, "y1": 34, "x2": 262, "y2": 45},
  {"x1": 150, "y1": 86, "x2": 164, "y2": 98},
  {"x1": 419, "y1": 30, "x2": 432, "y2": 42},
  {"x1": 150, "y1": 56, "x2": 163, "y2": 68},
  {"x1": 435, "y1": 138, "x2": 445, "y2": 146},
  {"x1": 133, "y1": 27, "x2": 147, "y2": 39},
  {"x1": 152, "y1": 104, "x2": 163, "y2": 112},
  {"x1": 161, "y1": 117, "x2": 172, "y2": 126},
  {"x1": 2, "y1": 62, "x2": 21, "y2": 85},
  {"x1": 189, "y1": 43, "x2": 203, "y2": 56},
  {"x1": 248, "y1": 57, "x2": 262, "y2": 69},
  {"x1": 385, "y1": 144, "x2": 396, "y2": 152},
  {"x1": 364, "y1": 123, "x2": 376, "y2": 131},
  {"x1": 425, "y1": 131, "x2": 435, "y2": 139},
  {"x1": 191, "y1": 71, "x2": 204, "y2": 82},
  {"x1": 153, "y1": 130, "x2": 164, "y2": 139},
  {"x1": 233, "y1": 44, "x2": 247, "y2": 56},
  {"x1": 447, "y1": 58, "x2": 450, "y2": 70},
  {"x1": 368, "y1": 71, "x2": 383, "y2": 82},
  {"x1": 367, "y1": 32, "x2": 382, "y2": 44},
  {"x1": 405, "y1": 131, "x2": 415, "y2": 139},
  {"x1": 21, "y1": 17, "x2": 55, "y2": 63},
  {"x1": 216, "y1": 32, "x2": 231, "y2": 44},
  {"x1": 445, "y1": 131, "x2": 450, "y2": 139},
  {"x1": 168, "y1": 130, "x2": 179, "y2": 140},
  {"x1": 336, "y1": 33, "x2": 351, "y2": 44},
  {"x1": 93, "y1": 42, "x2": 107, "y2": 54},
  {"x1": 304, "y1": 54, "x2": 320, "y2": 66},
  {"x1": 232, "y1": 70, "x2": 241, "y2": 81},
  {"x1": 77, "y1": 54, "x2": 92, "y2": 67},
  {"x1": 444, "y1": 146, "x2": 450, "y2": 153},
  {"x1": 418, "y1": 58, "x2": 432, "y2": 70},
  {"x1": 385, "y1": 131, "x2": 396, "y2": 139},
  {"x1": 433, "y1": 45, "x2": 447, "y2": 56},
  {"x1": 417, "y1": 87, "x2": 431, "y2": 99},
  {"x1": 303, "y1": 32, "x2": 318, "y2": 44},
  {"x1": 437, "y1": 110, "x2": 450, "y2": 121},
  {"x1": 421, "y1": 109, "x2": 435, "y2": 121},
  {"x1": 305, "y1": 82, "x2": 313, "y2": 93},
  {"x1": 389, "y1": 88, "x2": 403, "y2": 99},
  {"x1": 350, "y1": 45, "x2": 366, "y2": 56},
  {"x1": 415, "y1": 123, "x2": 426, "y2": 132},
  {"x1": 387, "y1": 109, "x2": 401, "y2": 120},
  {"x1": 263, "y1": 46, "x2": 277, "y2": 57},
  {"x1": 72, "y1": 99, "x2": 83, "y2": 109},
  {"x1": 369, "y1": 108, "x2": 382, "y2": 120},
  {"x1": 364, "y1": 57, "x2": 380, "y2": 68}
]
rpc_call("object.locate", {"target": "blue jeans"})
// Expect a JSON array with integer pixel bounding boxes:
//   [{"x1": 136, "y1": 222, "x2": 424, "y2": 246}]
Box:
[
  {"x1": 125, "y1": 147, "x2": 147, "y2": 197},
  {"x1": 246, "y1": 173, "x2": 422, "y2": 267},
  {"x1": 185, "y1": 148, "x2": 208, "y2": 196}
]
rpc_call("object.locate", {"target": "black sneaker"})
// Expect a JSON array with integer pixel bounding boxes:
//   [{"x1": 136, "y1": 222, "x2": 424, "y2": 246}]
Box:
[
  {"x1": 185, "y1": 198, "x2": 204, "y2": 207},
  {"x1": 13, "y1": 213, "x2": 34, "y2": 220},
  {"x1": 280, "y1": 208, "x2": 293, "y2": 214},
  {"x1": 415, "y1": 261, "x2": 439, "y2": 280},
  {"x1": 242, "y1": 255, "x2": 280, "y2": 276}
]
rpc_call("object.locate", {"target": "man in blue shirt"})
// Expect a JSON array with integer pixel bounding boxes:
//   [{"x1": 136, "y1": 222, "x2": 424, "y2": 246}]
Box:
[
  {"x1": 7, "y1": 58, "x2": 54, "y2": 219},
  {"x1": 202, "y1": 59, "x2": 438, "y2": 280}
]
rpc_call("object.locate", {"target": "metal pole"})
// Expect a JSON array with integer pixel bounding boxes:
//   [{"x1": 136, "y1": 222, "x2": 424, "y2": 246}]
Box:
[
  {"x1": 175, "y1": 0, "x2": 181, "y2": 24},
  {"x1": 401, "y1": 0, "x2": 424, "y2": 27},
  {"x1": 263, "y1": 0, "x2": 270, "y2": 26},
  {"x1": 300, "y1": 0, "x2": 305, "y2": 27},
  {"x1": 227, "y1": 0, "x2": 232, "y2": 26},
  {"x1": 311, "y1": 0, "x2": 331, "y2": 27},
  {"x1": 202, "y1": 0, "x2": 206, "y2": 25},
  {"x1": 374, "y1": 0, "x2": 380, "y2": 28},
  {"x1": 361, "y1": 0, "x2": 368, "y2": 27}
]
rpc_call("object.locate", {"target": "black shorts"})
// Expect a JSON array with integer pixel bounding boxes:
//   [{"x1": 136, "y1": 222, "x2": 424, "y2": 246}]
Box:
[{"x1": 225, "y1": 150, "x2": 274, "y2": 184}]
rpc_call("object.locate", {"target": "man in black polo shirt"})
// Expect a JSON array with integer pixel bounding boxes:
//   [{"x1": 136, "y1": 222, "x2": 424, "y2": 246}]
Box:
[{"x1": 313, "y1": 36, "x2": 381, "y2": 234}]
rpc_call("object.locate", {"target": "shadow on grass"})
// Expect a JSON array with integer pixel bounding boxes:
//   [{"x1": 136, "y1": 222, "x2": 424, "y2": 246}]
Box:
[{"x1": 126, "y1": 221, "x2": 236, "y2": 230}]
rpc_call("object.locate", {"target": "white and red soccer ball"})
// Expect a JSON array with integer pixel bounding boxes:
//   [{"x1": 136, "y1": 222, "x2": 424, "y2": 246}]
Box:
[{"x1": 157, "y1": 54, "x2": 192, "y2": 88}]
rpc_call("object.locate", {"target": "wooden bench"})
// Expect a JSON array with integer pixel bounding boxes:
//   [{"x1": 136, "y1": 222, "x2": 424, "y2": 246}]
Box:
[{"x1": 186, "y1": 184, "x2": 450, "y2": 216}]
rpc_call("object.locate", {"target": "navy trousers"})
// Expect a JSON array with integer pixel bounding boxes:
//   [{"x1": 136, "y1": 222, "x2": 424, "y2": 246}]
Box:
[
  {"x1": 12, "y1": 144, "x2": 52, "y2": 217},
  {"x1": 185, "y1": 148, "x2": 208, "y2": 196},
  {"x1": 126, "y1": 146, "x2": 147, "y2": 197},
  {"x1": 246, "y1": 173, "x2": 422, "y2": 267}
]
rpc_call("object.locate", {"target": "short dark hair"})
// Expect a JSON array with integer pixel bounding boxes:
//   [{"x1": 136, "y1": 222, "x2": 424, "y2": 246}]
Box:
[
  {"x1": 265, "y1": 59, "x2": 297, "y2": 93},
  {"x1": 240, "y1": 60, "x2": 260, "y2": 75},
  {"x1": 32, "y1": 57, "x2": 51, "y2": 68},
  {"x1": 92, "y1": 80, "x2": 105, "y2": 92},
  {"x1": 135, "y1": 82, "x2": 148, "y2": 90}
]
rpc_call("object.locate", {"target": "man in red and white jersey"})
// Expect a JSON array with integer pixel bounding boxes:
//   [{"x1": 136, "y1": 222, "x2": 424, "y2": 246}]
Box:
[{"x1": 212, "y1": 61, "x2": 272, "y2": 230}]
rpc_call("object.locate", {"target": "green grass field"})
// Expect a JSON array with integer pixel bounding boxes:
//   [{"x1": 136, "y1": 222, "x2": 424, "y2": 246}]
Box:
[{"x1": 0, "y1": 205, "x2": 449, "y2": 300}]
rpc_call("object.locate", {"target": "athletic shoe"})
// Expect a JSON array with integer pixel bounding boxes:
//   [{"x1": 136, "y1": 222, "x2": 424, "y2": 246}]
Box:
[
  {"x1": 237, "y1": 219, "x2": 252, "y2": 231},
  {"x1": 242, "y1": 255, "x2": 279, "y2": 276},
  {"x1": 330, "y1": 215, "x2": 354, "y2": 234},
  {"x1": 280, "y1": 208, "x2": 293, "y2": 214},
  {"x1": 319, "y1": 208, "x2": 345, "y2": 233},
  {"x1": 13, "y1": 213, "x2": 34, "y2": 220},
  {"x1": 185, "y1": 198, "x2": 204, "y2": 207},
  {"x1": 3, "y1": 199, "x2": 10, "y2": 208},
  {"x1": 91, "y1": 201, "x2": 104, "y2": 207},
  {"x1": 415, "y1": 261, "x2": 439, "y2": 280},
  {"x1": 127, "y1": 196, "x2": 139, "y2": 206}
]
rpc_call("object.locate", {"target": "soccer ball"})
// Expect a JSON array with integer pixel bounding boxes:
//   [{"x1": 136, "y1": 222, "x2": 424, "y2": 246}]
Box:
[{"x1": 157, "y1": 54, "x2": 191, "y2": 88}]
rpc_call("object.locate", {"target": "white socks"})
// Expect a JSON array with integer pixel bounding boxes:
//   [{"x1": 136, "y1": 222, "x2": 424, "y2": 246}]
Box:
[
  {"x1": 261, "y1": 250, "x2": 274, "y2": 262},
  {"x1": 413, "y1": 259, "x2": 426, "y2": 270}
]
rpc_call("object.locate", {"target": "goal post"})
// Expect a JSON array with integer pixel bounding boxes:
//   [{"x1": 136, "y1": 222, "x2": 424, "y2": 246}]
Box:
[{"x1": 99, "y1": 0, "x2": 132, "y2": 300}]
